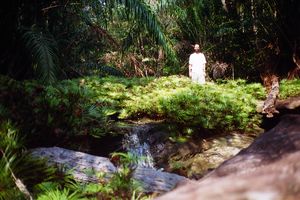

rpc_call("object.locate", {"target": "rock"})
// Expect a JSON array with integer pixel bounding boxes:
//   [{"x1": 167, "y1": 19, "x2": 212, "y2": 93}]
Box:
[
  {"x1": 133, "y1": 167, "x2": 187, "y2": 193},
  {"x1": 156, "y1": 114, "x2": 300, "y2": 200},
  {"x1": 276, "y1": 96, "x2": 300, "y2": 110},
  {"x1": 30, "y1": 146, "x2": 186, "y2": 193},
  {"x1": 30, "y1": 147, "x2": 117, "y2": 182}
]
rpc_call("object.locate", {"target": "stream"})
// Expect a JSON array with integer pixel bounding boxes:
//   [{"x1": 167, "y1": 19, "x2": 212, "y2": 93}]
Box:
[{"x1": 123, "y1": 125, "x2": 155, "y2": 168}]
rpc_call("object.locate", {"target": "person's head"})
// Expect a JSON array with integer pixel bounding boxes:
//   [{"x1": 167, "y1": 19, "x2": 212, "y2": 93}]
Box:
[{"x1": 194, "y1": 44, "x2": 200, "y2": 52}]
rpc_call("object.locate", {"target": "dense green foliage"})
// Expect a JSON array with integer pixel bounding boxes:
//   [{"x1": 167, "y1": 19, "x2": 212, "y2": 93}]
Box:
[
  {"x1": 79, "y1": 76, "x2": 300, "y2": 132},
  {"x1": 79, "y1": 76, "x2": 265, "y2": 131},
  {"x1": 1, "y1": 0, "x2": 299, "y2": 82},
  {"x1": 1, "y1": 75, "x2": 266, "y2": 138},
  {"x1": 3, "y1": 74, "x2": 300, "y2": 140},
  {"x1": 0, "y1": 0, "x2": 177, "y2": 82},
  {"x1": 0, "y1": 121, "x2": 26, "y2": 200},
  {"x1": 0, "y1": 75, "x2": 114, "y2": 146},
  {"x1": 119, "y1": 77, "x2": 265, "y2": 130}
]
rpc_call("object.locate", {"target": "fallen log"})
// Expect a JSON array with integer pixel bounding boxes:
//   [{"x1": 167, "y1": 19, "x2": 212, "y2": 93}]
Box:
[
  {"x1": 156, "y1": 114, "x2": 300, "y2": 200},
  {"x1": 30, "y1": 147, "x2": 186, "y2": 193}
]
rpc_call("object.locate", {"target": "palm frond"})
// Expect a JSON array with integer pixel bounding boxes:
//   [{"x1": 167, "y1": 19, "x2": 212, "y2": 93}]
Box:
[
  {"x1": 117, "y1": 0, "x2": 178, "y2": 64},
  {"x1": 22, "y1": 26, "x2": 59, "y2": 84}
]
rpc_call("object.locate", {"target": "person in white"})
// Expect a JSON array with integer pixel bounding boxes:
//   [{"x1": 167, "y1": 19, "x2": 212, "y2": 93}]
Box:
[{"x1": 189, "y1": 44, "x2": 207, "y2": 84}]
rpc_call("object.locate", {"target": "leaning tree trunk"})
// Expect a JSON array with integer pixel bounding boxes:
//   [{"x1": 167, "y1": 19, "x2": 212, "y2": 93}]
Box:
[{"x1": 262, "y1": 75, "x2": 280, "y2": 118}]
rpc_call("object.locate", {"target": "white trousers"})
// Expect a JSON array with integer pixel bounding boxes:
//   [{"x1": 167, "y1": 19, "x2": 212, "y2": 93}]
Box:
[{"x1": 192, "y1": 70, "x2": 205, "y2": 84}]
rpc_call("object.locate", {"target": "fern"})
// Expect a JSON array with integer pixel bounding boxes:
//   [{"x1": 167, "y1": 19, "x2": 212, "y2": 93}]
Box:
[{"x1": 36, "y1": 188, "x2": 81, "y2": 200}]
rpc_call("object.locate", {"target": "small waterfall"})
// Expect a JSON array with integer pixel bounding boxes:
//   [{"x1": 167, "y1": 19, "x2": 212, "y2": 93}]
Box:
[{"x1": 123, "y1": 125, "x2": 155, "y2": 168}]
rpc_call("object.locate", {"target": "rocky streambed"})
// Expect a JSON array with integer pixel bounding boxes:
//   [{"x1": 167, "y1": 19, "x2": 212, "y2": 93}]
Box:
[{"x1": 123, "y1": 122, "x2": 260, "y2": 179}]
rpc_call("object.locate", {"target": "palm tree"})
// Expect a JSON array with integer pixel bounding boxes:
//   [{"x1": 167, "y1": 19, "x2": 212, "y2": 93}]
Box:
[{"x1": 0, "y1": 0, "x2": 176, "y2": 83}]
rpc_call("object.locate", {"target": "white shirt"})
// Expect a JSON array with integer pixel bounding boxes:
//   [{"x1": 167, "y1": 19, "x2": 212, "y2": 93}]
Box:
[{"x1": 189, "y1": 53, "x2": 206, "y2": 72}]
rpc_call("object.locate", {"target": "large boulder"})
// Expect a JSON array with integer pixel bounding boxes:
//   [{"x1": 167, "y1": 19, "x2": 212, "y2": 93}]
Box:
[
  {"x1": 157, "y1": 114, "x2": 300, "y2": 200},
  {"x1": 30, "y1": 146, "x2": 186, "y2": 193}
]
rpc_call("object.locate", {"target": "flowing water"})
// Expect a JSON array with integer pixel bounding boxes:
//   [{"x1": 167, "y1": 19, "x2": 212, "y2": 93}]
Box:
[{"x1": 123, "y1": 125, "x2": 155, "y2": 168}]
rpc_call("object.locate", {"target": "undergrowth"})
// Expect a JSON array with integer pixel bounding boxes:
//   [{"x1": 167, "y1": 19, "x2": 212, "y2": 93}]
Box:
[
  {"x1": 82, "y1": 76, "x2": 266, "y2": 131},
  {"x1": 2, "y1": 75, "x2": 299, "y2": 137}
]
